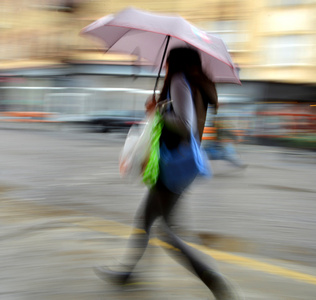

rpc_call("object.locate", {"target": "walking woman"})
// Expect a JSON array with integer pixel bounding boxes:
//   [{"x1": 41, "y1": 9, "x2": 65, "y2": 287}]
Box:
[{"x1": 95, "y1": 47, "x2": 241, "y2": 300}]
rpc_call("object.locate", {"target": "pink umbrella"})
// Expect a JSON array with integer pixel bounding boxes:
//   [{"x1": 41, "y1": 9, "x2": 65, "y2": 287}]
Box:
[{"x1": 81, "y1": 7, "x2": 241, "y2": 93}]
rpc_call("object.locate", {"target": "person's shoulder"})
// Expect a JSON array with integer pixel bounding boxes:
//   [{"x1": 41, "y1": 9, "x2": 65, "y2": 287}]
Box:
[
  {"x1": 171, "y1": 72, "x2": 186, "y2": 83},
  {"x1": 171, "y1": 73, "x2": 189, "y2": 89}
]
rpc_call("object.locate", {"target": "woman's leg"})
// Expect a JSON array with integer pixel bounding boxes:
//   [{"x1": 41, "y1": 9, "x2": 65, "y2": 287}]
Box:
[
  {"x1": 157, "y1": 186, "x2": 241, "y2": 299},
  {"x1": 94, "y1": 180, "x2": 181, "y2": 284},
  {"x1": 156, "y1": 185, "x2": 218, "y2": 277},
  {"x1": 120, "y1": 180, "x2": 181, "y2": 274},
  {"x1": 94, "y1": 184, "x2": 168, "y2": 283}
]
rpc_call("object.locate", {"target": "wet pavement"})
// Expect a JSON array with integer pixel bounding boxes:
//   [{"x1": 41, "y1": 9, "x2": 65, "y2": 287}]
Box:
[{"x1": 0, "y1": 124, "x2": 316, "y2": 299}]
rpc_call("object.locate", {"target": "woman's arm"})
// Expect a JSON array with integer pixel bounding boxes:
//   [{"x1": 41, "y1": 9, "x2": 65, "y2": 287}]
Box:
[{"x1": 162, "y1": 73, "x2": 196, "y2": 139}]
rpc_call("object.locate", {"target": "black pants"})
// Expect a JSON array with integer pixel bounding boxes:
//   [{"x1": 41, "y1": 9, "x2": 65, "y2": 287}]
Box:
[{"x1": 123, "y1": 179, "x2": 220, "y2": 288}]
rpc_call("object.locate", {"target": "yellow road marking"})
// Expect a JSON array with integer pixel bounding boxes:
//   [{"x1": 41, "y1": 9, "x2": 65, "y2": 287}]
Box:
[
  {"x1": 69, "y1": 216, "x2": 316, "y2": 286},
  {"x1": 1, "y1": 198, "x2": 316, "y2": 286},
  {"x1": 150, "y1": 237, "x2": 180, "y2": 251},
  {"x1": 188, "y1": 243, "x2": 316, "y2": 286}
]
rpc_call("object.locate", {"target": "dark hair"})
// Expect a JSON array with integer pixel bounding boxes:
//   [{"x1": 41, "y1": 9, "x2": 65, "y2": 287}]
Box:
[
  {"x1": 158, "y1": 47, "x2": 217, "y2": 147},
  {"x1": 158, "y1": 47, "x2": 211, "y2": 102},
  {"x1": 167, "y1": 47, "x2": 202, "y2": 75}
]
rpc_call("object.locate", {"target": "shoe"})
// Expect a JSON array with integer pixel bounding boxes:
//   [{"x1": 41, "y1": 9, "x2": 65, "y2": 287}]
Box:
[
  {"x1": 203, "y1": 270, "x2": 244, "y2": 300},
  {"x1": 93, "y1": 266, "x2": 131, "y2": 285}
]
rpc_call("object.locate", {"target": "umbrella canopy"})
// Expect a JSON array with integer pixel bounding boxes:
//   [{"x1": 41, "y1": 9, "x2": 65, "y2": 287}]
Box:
[{"x1": 81, "y1": 7, "x2": 241, "y2": 86}]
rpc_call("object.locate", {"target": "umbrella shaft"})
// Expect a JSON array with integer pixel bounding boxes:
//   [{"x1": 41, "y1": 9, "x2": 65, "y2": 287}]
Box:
[{"x1": 154, "y1": 35, "x2": 170, "y2": 98}]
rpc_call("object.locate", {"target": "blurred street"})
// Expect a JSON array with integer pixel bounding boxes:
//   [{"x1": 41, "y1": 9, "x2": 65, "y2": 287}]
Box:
[
  {"x1": 1, "y1": 1, "x2": 316, "y2": 299},
  {"x1": 0, "y1": 125, "x2": 316, "y2": 299}
]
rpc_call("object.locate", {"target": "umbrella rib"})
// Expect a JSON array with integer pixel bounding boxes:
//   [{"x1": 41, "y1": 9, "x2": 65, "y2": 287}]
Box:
[
  {"x1": 104, "y1": 28, "x2": 134, "y2": 54},
  {"x1": 102, "y1": 24, "x2": 235, "y2": 69}
]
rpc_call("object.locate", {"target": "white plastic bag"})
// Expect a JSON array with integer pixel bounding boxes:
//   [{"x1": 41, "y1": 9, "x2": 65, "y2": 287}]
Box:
[{"x1": 119, "y1": 114, "x2": 154, "y2": 181}]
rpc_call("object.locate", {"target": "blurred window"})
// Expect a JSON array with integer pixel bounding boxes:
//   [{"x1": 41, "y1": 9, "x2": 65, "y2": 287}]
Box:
[
  {"x1": 266, "y1": 0, "x2": 305, "y2": 6},
  {"x1": 263, "y1": 35, "x2": 311, "y2": 65},
  {"x1": 204, "y1": 20, "x2": 249, "y2": 51}
]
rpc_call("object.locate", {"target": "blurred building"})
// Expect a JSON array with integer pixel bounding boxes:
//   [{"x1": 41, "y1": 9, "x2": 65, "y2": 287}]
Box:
[
  {"x1": 1, "y1": 0, "x2": 316, "y2": 82},
  {"x1": 0, "y1": 1, "x2": 315, "y2": 122}
]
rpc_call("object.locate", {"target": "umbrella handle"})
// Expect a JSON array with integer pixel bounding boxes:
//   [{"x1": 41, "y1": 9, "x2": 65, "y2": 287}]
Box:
[{"x1": 153, "y1": 35, "x2": 170, "y2": 99}]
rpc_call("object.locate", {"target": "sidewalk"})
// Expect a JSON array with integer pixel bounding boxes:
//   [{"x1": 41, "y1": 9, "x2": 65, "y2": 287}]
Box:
[
  {"x1": 1, "y1": 120, "x2": 316, "y2": 154},
  {"x1": 1, "y1": 196, "x2": 316, "y2": 300},
  {"x1": 1, "y1": 126, "x2": 316, "y2": 299},
  {"x1": 0, "y1": 197, "x2": 234, "y2": 300}
]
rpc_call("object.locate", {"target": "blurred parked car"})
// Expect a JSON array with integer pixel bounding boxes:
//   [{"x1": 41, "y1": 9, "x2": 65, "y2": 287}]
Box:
[{"x1": 87, "y1": 110, "x2": 145, "y2": 132}]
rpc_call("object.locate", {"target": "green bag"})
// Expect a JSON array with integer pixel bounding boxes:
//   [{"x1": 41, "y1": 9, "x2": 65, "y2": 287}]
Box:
[{"x1": 142, "y1": 111, "x2": 163, "y2": 188}]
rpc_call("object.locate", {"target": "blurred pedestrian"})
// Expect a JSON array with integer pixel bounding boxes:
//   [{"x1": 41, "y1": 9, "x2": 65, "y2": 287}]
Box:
[
  {"x1": 205, "y1": 118, "x2": 247, "y2": 168},
  {"x1": 94, "y1": 47, "x2": 241, "y2": 300}
]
